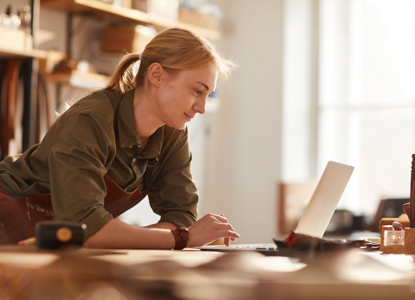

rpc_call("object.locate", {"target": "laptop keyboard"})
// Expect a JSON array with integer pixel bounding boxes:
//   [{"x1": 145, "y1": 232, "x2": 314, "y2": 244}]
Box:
[
  {"x1": 255, "y1": 244, "x2": 278, "y2": 250},
  {"x1": 227, "y1": 244, "x2": 278, "y2": 251}
]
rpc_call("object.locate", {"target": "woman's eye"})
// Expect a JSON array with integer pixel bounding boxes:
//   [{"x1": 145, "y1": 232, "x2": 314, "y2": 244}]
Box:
[{"x1": 193, "y1": 89, "x2": 202, "y2": 96}]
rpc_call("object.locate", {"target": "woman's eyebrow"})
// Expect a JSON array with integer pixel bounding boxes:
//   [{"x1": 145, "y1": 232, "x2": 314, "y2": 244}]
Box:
[{"x1": 196, "y1": 81, "x2": 210, "y2": 91}]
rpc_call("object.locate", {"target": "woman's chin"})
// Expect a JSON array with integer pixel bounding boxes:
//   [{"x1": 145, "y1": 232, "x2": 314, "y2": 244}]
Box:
[{"x1": 168, "y1": 122, "x2": 187, "y2": 130}]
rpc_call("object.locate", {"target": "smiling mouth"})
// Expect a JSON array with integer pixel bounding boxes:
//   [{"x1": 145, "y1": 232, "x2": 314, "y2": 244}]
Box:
[{"x1": 184, "y1": 113, "x2": 193, "y2": 121}]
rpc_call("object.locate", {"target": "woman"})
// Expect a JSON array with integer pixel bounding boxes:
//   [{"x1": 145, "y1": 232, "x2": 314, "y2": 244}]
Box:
[{"x1": 0, "y1": 27, "x2": 240, "y2": 249}]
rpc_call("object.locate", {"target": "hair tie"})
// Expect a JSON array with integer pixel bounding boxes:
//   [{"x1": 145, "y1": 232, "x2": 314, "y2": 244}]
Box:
[{"x1": 133, "y1": 52, "x2": 143, "y2": 76}]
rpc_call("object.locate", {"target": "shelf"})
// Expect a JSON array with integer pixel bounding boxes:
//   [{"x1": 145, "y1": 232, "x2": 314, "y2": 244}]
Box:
[
  {"x1": 43, "y1": 70, "x2": 109, "y2": 89},
  {"x1": 40, "y1": 0, "x2": 221, "y2": 40},
  {"x1": 0, "y1": 47, "x2": 47, "y2": 59}
]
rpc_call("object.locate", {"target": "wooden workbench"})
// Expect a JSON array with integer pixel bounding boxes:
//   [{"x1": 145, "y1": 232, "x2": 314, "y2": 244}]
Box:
[{"x1": 0, "y1": 246, "x2": 414, "y2": 300}]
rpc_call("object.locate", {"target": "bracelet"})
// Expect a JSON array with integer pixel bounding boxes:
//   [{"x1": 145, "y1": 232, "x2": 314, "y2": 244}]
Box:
[{"x1": 171, "y1": 227, "x2": 189, "y2": 250}]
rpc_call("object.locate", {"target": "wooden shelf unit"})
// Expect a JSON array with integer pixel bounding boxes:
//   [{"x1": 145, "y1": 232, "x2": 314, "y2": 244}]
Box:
[
  {"x1": 43, "y1": 69, "x2": 109, "y2": 88},
  {"x1": 0, "y1": 47, "x2": 47, "y2": 59},
  {"x1": 40, "y1": 0, "x2": 221, "y2": 40}
]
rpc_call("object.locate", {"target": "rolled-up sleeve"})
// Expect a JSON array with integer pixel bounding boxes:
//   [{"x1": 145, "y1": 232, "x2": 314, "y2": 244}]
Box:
[
  {"x1": 148, "y1": 127, "x2": 198, "y2": 228},
  {"x1": 48, "y1": 112, "x2": 115, "y2": 238}
]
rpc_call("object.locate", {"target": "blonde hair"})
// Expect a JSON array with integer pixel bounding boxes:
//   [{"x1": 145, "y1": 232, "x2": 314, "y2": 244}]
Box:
[{"x1": 105, "y1": 27, "x2": 235, "y2": 94}]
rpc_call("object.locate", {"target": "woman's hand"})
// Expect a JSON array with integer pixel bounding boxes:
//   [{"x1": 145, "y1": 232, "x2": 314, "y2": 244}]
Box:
[{"x1": 186, "y1": 213, "x2": 240, "y2": 248}]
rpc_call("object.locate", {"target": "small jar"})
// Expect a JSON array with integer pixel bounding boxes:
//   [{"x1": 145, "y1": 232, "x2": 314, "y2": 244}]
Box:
[{"x1": 383, "y1": 225, "x2": 405, "y2": 246}]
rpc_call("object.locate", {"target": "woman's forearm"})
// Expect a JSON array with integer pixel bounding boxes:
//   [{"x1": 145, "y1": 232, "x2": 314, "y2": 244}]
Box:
[
  {"x1": 83, "y1": 219, "x2": 175, "y2": 249},
  {"x1": 144, "y1": 222, "x2": 178, "y2": 230},
  {"x1": 84, "y1": 213, "x2": 240, "y2": 249}
]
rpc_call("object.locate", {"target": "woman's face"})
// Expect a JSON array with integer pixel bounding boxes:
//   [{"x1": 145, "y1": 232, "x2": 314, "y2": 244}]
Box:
[{"x1": 155, "y1": 64, "x2": 218, "y2": 130}]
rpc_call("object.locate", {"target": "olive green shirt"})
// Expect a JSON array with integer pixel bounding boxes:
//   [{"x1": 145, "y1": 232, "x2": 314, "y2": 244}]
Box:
[{"x1": 0, "y1": 89, "x2": 198, "y2": 237}]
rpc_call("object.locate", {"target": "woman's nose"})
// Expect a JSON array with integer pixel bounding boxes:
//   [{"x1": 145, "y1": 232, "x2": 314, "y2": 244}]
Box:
[{"x1": 194, "y1": 97, "x2": 206, "y2": 115}]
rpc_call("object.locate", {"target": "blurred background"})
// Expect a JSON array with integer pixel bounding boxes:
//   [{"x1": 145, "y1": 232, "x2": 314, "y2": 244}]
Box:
[{"x1": 1, "y1": 0, "x2": 414, "y2": 243}]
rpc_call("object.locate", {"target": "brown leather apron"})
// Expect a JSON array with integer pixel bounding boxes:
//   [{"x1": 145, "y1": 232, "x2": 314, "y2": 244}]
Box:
[{"x1": 0, "y1": 176, "x2": 148, "y2": 244}]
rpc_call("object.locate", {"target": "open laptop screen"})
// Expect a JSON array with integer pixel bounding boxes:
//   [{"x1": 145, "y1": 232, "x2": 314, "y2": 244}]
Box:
[{"x1": 294, "y1": 161, "x2": 354, "y2": 238}]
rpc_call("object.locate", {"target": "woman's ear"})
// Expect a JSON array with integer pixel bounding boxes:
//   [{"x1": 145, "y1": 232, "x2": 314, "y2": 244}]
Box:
[{"x1": 147, "y1": 63, "x2": 163, "y2": 88}]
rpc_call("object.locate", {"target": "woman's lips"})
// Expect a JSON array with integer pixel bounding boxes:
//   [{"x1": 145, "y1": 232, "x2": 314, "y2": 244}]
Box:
[{"x1": 184, "y1": 113, "x2": 194, "y2": 121}]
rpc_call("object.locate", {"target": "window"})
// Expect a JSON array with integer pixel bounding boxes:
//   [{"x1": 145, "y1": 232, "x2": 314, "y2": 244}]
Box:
[{"x1": 318, "y1": 0, "x2": 415, "y2": 216}]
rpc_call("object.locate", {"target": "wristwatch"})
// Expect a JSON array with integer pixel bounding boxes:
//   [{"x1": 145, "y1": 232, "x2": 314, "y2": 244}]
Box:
[{"x1": 171, "y1": 227, "x2": 189, "y2": 250}]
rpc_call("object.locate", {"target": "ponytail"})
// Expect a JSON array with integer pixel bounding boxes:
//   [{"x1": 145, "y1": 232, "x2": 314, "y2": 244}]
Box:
[{"x1": 105, "y1": 53, "x2": 141, "y2": 94}]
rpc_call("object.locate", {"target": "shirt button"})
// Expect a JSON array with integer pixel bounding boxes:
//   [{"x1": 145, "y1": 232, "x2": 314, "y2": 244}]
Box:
[{"x1": 137, "y1": 145, "x2": 142, "y2": 149}]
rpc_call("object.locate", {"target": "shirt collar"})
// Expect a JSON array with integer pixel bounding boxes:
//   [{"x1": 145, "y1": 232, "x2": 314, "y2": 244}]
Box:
[
  {"x1": 116, "y1": 90, "x2": 164, "y2": 159},
  {"x1": 141, "y1": 126, "x2": 164, "y2": 159},
  {"x1": 117, "y1": 90, "x2": 140, "y2": 148}
]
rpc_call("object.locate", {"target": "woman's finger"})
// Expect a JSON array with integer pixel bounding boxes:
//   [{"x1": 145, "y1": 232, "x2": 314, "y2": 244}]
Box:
[
  {"x1": 213, "y1": 221, "x2": 237, "y2": 233},
  {"x1": 212, "y1": 214, "x2": 228, "y2": 223},
  {"x1": 220, "y1": 228, "x2": 240, "y2": 239},
  {"x1": 208, "y1": 223, "x2": 240, "y2": 239},
  {"x1": 224, "y1": 237, "x2": 230, "y2": 246}
]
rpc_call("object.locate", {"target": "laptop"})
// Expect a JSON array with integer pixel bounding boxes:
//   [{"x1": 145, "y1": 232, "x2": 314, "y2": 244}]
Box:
[{"x1": 197, "y1": 161, "x2": 354, "y2": 255}]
